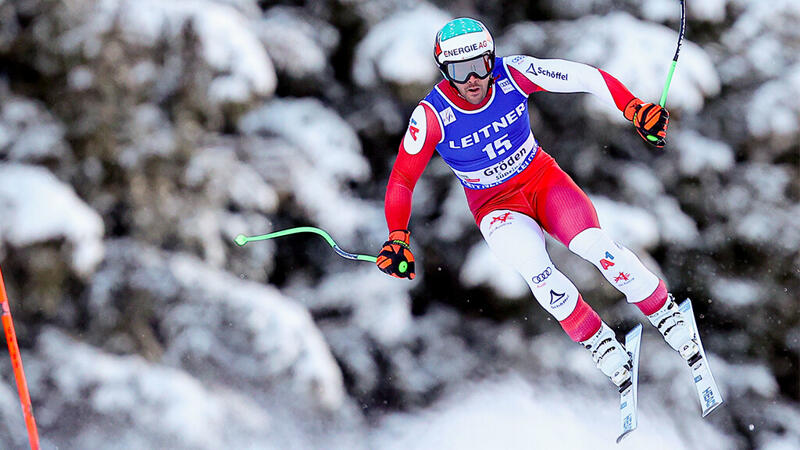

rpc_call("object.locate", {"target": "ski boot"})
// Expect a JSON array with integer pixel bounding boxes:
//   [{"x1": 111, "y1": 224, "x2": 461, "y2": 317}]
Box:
[
  {"x1": 581, "y1": 322, "x2": 631, "y2": 389},
  {"x1": 647, "y1": 294, "x2": 699, "y2": 360}
]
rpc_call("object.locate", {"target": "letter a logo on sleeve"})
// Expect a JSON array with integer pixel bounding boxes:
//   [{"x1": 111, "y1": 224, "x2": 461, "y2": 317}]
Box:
[
  {"x1": 600, "y1": 251, "x2": 615, "y2": 270},
  {"x1": 408, "y1": 119, "x2": 420, "y2": 140},
  {"x1": 403, "y1": 104, "x2": 428, "y2": 155}
]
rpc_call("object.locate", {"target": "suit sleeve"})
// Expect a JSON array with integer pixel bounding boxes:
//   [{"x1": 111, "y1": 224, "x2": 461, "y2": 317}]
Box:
[
  {"x1": 385, "y1": 102, "x2": 441, "y2": 232},
  {"x1": 504, "y1": 55, "x2": 636, "y2": 112}
]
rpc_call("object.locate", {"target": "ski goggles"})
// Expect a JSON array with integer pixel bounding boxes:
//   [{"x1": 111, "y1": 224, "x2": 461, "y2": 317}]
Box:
[{"x1": 442, "y1": 53, "x2": 494, "y2": 83}]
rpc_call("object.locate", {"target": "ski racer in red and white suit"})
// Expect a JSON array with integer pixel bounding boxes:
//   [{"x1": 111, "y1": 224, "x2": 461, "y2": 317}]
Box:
[{"x1": 376, "y1": 18, "x2": 697, "y2": 387}]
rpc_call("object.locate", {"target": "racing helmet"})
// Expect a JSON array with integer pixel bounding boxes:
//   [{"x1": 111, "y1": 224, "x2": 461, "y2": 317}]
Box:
[{"x1": 433, "y1": 18, "x2": 495, "y2": 83}]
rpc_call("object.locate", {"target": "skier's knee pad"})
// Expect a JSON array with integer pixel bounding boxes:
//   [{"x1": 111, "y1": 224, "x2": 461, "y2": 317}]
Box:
[{"x1": 568, "y1": 227, "x2": 659, "y2": 302}]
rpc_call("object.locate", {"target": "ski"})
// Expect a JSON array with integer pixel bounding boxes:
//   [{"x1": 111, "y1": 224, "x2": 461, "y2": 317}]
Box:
[
  {"x1": 678, "y1": 299, "x2": 724, "y2": 417},
  {"x1": 616, "y1": 324, "x2": 642, "y2": 443}
]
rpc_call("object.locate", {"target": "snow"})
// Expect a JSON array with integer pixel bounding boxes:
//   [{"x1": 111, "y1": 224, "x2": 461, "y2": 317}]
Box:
[
  {"x1": 181, "y1": 144, "x2": 279, "y2": 267},
  {"x1": 719, "y1": 1, "x2": 800, "y2": 85},
  {"x1": 0, "y1": 96, "x2": 68, "y2": 162},
  {"x1": 641, "y1": 0, "x2": 729, "y2": 24},
  {"x1": 0, "y1": 163, "x2": 104, "y2": 277},
  {"x1": 619, "y1": 162, "x2": 665, "y2": 198},
  {"x1": 501, "y1": 12, "x2": 720, "y2": 119},
  {"x1": 1, "y1": 2, "x2": 798, "y2": 448},
  {"x1": 352, "y1": 4, "x2": 451, "y2": 88},
  {"x1": 63, "y1": 0, "x2": 276, "y2": 104},
  {"x1": 652, "y1": 196, "x2": 700, "y2": 246},
  {"x1": 726, "y1": 0, "x2": 800, "y2": 47},
  {"x1": 287, "y1": 265, "x2": 415, "y2": 348},
  {"x1": 672, "y1": 129, "x2": 735, "y2": 176},
  {"x1": 166, "y1": 251, "x2": 348, "y2": 410},
  {"x1": 746, "y1": 63, "x2": 800, "y2": 144},
  {"x1": 460, "y1": 242, "x2": 530, "y2": 299},
  {"x1": 119, "y1": 104, "x2": 177, "y2": 168},
  {"x1": 684, "y1": 0, "x2": 730, "y2": 23},
  {"x1": 711, "y1": 277, "x2": 763, "y2": 308},
  {"x1": 238, "y1": 98, "x2": 381, "y2": 244},
  {"x1": 67, "y1": 65, "x2": 95, "y2": 91},
  {"x1": 259, "y1": 6, "x2": 339, "y2": 80},
  {"x1": 84, "y1": 239, "x2": 347, "y2": 413},
  {"x1": 371, "y1": 371, "x2": 735, "y2": 450},
  {"x1": 184, "y1": 145, "x2": 278, "y2": 213},
  {"x1": 31, "y1": 327, "x2": 276, "y2": 450},
  {"x1": 0, "y1": 380, "x2": 27, "y2": 448},
  {"x1": 591, "y1": 195, "x2": 660, "y2": 250},
  {"x1": 432, "y1": 178, "x2": 477, "y2": 242},
  {"x1": 240, "y1": 98, "x2": 368, "y2": 182}
]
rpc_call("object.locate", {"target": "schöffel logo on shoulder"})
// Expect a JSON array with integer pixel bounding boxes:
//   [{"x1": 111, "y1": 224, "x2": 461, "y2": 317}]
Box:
[
  {"x1": 443, "y1": 40, "x2": 489, "y2": 58},
  {"x1": 526, "y1": 63, "x2": 569, "y2": 81}
]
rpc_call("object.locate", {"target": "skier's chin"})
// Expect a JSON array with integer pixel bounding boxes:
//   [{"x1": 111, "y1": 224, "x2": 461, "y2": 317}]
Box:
[{"x1": 463, "y1": 85, "x2": 485, "y2": 104}]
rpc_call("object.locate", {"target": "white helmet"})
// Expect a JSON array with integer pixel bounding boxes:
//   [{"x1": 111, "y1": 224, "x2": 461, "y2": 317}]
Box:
[{"x1": 433, "y1": 18, "x2": 495, "y2": 83}]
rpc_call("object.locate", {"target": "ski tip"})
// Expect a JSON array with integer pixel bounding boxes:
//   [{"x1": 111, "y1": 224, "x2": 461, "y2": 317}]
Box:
[{"x1": 234, "y1": 234, "x2": 248, "y2": 246}]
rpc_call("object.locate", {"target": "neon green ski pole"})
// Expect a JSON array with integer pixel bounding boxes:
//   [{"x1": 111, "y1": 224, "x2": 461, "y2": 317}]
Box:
[
  {"x1": 234, "y1": 227, "x2": 377, "y2": 263},
  {"x1": 647, "y1": 0, "x2": 686, "y2": 145}
]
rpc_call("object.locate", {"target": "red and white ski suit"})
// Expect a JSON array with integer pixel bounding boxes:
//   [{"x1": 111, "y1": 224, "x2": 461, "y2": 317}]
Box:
[{"x1": 385, "y1": 55, "x2": 669, "y2": 342}]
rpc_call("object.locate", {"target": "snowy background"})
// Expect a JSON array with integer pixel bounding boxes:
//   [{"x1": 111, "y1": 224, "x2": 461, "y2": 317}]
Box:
[{"x1": 0, "y1": 0, "x2": 798, "y2": 448}]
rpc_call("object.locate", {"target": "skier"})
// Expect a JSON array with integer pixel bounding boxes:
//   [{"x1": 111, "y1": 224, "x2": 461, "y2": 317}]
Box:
[{"x1": 375, "y1": 17, "x2": 698, "y2": 387}]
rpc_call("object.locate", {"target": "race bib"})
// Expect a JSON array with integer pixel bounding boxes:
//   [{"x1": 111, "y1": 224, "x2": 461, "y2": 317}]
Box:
[{"x1": 451, "y1": 132, "x2": 538, "y2": 189}]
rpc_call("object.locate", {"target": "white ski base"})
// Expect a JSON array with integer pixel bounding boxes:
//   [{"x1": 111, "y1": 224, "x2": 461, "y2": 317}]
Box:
[
  {"x1": 678, "y1": 298, "x2": 724, "y2": 417},
  {"x1": 616, "y1": 324, "x2": 642, "y2": 443}
]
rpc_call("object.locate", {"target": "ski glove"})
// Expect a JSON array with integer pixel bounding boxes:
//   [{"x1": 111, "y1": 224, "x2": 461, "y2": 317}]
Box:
[
  {"x1": 376, "y1": 230, "x2": 415, "y2": 280},
  {"x1": 624, "y1": 98, "x2": 669, "y2": 148}
]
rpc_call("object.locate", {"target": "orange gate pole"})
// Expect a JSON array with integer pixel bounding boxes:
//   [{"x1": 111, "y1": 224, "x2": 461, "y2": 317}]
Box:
[{"x1": 0, "y1": 266, "x2": 40, "y2": 450}]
